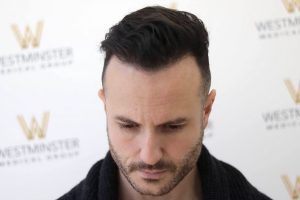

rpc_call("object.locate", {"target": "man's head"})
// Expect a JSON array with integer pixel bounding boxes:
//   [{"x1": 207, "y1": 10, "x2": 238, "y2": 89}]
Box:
[
  {"x1": 98, "y1": 6, "x2": 216, "y2": 197},
  {"x1": 101, "y1": 6, "x2": 211, "y2": 95}
]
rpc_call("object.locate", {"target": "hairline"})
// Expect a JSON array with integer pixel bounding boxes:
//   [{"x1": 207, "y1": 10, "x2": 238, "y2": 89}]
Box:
[{"x1": 101, "y1": 53, "x2": 210, "y2": 102}]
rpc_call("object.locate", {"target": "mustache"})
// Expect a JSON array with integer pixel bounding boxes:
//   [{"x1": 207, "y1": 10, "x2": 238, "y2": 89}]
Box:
[{"x1": 128, "y1": 160, "x2": 176, "y2": 173}]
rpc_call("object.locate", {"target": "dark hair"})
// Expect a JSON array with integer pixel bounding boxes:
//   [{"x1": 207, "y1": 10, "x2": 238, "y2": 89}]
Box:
[{"x1": 100, "y1": 6, "x2": 211, "y2": 94}]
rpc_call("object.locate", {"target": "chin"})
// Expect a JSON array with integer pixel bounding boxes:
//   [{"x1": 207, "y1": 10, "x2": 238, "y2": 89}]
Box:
[{"x1": 129, "y1": 176, "x2": 174, "y2": 196}]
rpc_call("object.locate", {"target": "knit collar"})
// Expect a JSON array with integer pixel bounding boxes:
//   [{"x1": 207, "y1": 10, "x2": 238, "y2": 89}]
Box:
[{"x1": 197, "y1": 146, "x2": 230, "y2": 200}]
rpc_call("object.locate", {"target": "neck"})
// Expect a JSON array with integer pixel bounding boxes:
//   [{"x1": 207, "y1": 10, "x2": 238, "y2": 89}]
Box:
[{"x1": 119, "y1": 166, "x2": 202, "y2": 200}]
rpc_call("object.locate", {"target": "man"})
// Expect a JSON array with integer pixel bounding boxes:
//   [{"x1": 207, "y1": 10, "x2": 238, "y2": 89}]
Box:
[{"x1": 58, "y1": 6, "x2": 271, "y2": 200}]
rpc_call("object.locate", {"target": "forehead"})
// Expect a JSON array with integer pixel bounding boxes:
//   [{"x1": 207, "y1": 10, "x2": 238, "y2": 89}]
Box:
[
  {"x1": 104, "y1": 55, "x2": 202, "y2": 95},
  {"x1": 105, "y1": 56, "x2": 202, "y2": 111}
]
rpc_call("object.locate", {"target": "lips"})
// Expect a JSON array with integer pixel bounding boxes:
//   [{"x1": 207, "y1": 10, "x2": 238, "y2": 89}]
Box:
[{"x1": 139, "y1": 170, "x2": 167, "y2": 180}]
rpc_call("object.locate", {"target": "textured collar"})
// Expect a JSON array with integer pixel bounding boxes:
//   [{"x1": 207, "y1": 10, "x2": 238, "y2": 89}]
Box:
[
  {"x1": 197, "y1": 146, "x2": 230, "y2": 200},
  {"x1": 58, "y1": 145, "x2": 270, "y2": 200},
  {"x1": 97, "y1": 151, "x2": 119, "y2": 200}
]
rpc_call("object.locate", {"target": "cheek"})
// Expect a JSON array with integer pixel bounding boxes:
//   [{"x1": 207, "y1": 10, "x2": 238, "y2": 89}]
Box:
[
  {"x1": 164, "y1": 126, "x2": 202, "y2": 161},
  {"x1": 108, "y1": 122, "x2": 140, "y2": 161},
  {"x1": 165, "y1": 139, "x2": 192, "y2": 159}
]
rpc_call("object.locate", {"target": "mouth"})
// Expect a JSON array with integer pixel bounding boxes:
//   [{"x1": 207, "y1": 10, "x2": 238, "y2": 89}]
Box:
[{"x1": 139, "y1": 169, "x2": 167, "y2": 180}]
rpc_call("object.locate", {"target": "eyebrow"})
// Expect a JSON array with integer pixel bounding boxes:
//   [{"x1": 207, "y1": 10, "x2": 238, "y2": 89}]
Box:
[
  {"x1": 114, "y1": 116, "x2": 188, "y2": 126},
  {"x1": 115, "y1": 116, "x2": 139, "y2": 125},
  {"x1": 161, "y1": 117, "x2": 187, "y2": 124}
]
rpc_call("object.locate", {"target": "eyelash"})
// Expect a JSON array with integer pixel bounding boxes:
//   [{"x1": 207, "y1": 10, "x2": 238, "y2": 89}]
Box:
[
  {"x1": 119, "y1": 123, "x2": 138, "y2": 129},
  {"x1": 164, "y1": 124, "x2": 184, "y2": 130},
  {"x1": 118, "y1": 123, "x2": 185, "y2": 132}
]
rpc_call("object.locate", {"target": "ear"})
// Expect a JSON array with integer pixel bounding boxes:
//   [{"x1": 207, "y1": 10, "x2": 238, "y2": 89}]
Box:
[
  {"x1": 203, "y1": 89, "x2": 216, "y2": 128},
  {"x1": 98, "y1": 88, "x2": 106, "y2": 111}
]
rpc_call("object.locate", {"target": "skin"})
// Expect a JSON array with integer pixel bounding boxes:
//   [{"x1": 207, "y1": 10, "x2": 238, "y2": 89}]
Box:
[{"x1": 99, "y1": 55, "x2": 216, "y2": 200}]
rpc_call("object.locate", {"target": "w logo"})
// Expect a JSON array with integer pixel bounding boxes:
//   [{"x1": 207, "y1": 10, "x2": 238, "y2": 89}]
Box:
[
  {"x1": 17, "y1": 112, "x2": 50, "y2": 140},
  {"x1": 282, "y1": 0, "x2": 300, "y2": 13},
  {"x1": 284, "y1": 80, "x2": 300, "y2": 104},
  {"x1": 282, "y1": 175, "x2": 300, "y2": 200},
  {"x1": 11, "y1": 21, "x2": 44, "y2": 49}
]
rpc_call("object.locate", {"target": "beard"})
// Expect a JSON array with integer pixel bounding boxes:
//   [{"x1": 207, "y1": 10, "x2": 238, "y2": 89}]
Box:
[{"x1": 108, "y1": 131, "x2": 203, "y2": 196}]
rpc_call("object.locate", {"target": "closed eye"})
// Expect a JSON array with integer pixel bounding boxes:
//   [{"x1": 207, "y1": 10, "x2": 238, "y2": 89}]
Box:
[
  {"x1": 119, "y1": 123, "x2": 139, "y2": 129},
  {"x1": 166, "y1": 124, "x2": 183, "y2": 129},
  {"x1": 161, "y1": 123, "x2": 185, "y2": 132}
]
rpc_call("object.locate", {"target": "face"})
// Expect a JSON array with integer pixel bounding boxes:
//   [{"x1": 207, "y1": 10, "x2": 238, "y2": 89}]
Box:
[{"x1": 99, "y1": 55, "x2": 215, "y2": 196}]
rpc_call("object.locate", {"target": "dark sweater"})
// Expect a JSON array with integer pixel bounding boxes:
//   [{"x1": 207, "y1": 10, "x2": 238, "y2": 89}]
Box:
[{"x1": 58, "y1": 146, "x2": 272, "y2": 200}]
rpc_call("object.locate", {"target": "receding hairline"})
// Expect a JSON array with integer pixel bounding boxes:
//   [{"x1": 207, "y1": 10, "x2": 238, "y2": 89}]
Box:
[{"x1": 102, "y1": 54, "x2": 210, "y2": 99}]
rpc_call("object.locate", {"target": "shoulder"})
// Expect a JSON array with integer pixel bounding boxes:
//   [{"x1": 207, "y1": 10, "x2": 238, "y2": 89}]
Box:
[
  {"x1": 56, "y1": 159, "x2": 104, "y2": 200},
  {"x1": 198, "y1": 146, "x2": 272, "y2": 200},
  {"x1": 219, "y1": 160, "x2": 272, "y2": 200}
]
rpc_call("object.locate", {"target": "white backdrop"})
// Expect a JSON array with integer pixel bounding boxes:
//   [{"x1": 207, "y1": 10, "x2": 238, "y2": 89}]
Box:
[{"x1": 0, "y1": 0, "x2": 299, "y2": 199}]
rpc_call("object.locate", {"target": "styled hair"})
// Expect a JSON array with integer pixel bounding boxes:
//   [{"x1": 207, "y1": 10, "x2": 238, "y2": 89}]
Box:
[{"x1": 100, "y1": 6, "x2": 211, "y2": 94}]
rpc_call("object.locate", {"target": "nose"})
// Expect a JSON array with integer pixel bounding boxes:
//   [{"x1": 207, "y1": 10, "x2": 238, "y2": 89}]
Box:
[{"x1": 139, "y1": 131, "x2": 163, "y2": 165}]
